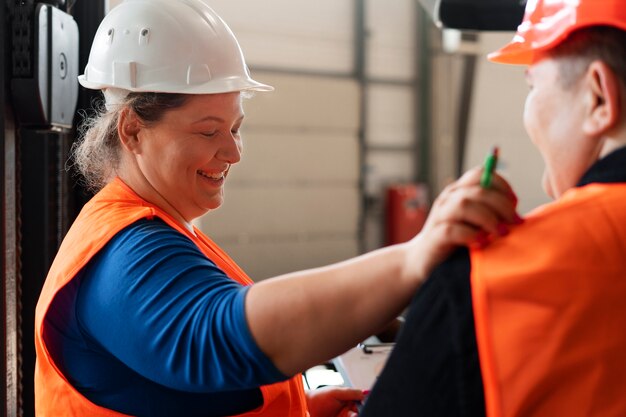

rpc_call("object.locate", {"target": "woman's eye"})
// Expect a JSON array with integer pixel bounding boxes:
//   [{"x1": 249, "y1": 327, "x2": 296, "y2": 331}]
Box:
[{"x1": 202, "y1": 131, "x2": 218, "y2": 137}]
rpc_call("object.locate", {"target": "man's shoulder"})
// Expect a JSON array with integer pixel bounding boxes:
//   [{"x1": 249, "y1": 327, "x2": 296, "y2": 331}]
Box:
[{"x1": 528, "y1": 182, "x2": 626, "y2": 219}]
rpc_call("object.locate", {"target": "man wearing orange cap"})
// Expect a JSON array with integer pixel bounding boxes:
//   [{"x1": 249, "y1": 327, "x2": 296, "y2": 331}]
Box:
[{"x1": 361, "y1": 1, "x2": 626, "y2": 416}]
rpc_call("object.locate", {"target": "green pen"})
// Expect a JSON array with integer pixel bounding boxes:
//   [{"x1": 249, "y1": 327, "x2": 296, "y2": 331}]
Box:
[{"x1": 480, "y1": 146, "x2": 499, "y2": 188}]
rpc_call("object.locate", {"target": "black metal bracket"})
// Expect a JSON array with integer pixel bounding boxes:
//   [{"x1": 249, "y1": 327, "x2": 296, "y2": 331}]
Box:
[
  {"x1": 418, "y1": 0, "x2": 526, "y2": 31},
  {"x1": 9, "y1": 1, "x2": 79, "y2": 131}
]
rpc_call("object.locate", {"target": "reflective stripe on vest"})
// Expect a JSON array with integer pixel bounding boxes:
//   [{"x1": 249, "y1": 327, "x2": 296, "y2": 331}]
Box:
[
  {"x1": 470, "y1": 183, "x2": 626, "y2": 417},
  {"x1": 35, "y1": 177, "x2": 309, "y2": 417}
]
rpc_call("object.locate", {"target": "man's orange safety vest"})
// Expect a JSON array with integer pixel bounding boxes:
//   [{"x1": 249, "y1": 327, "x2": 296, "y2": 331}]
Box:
[
  {"x1": 470, "y1": 183, "x2": 626, "y2": 417},
  {"x1": 34, "y1": 178, "x2": 309, "y2": 417}
]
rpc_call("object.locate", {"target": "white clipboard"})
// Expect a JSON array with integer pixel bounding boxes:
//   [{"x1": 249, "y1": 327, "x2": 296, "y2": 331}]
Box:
[{"x1": 332, "y1": 343, "x2": 394, "y2": 390}]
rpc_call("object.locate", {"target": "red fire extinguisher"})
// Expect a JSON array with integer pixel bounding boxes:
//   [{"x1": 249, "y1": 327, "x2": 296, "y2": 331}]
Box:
[{"x1": 385, "y1": 184, "x2": 429, "y2": 245}]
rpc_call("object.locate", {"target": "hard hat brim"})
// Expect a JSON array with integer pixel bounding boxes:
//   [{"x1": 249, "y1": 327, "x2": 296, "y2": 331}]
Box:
[
  {"x1": 78, "y1": 75, "x2": 274, "y2": 94},
  {"x1": 487, "y1": 43, "x2": 535, "y2": 66}
]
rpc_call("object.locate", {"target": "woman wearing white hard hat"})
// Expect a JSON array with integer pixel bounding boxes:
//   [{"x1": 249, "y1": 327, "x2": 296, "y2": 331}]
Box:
[{"x1": 33, "y1": 1, "x2": 520, "y2": 416}]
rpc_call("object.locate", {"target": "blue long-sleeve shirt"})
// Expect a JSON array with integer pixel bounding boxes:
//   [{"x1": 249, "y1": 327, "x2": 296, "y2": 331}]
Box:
[{"x1": 44, "y1": 218, "x2": 287, "y2": 417}]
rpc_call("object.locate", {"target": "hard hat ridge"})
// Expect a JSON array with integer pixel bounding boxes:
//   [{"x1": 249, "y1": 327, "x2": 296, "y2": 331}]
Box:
[{"x1": 179, "y1": 0, "x2": 222, "y2": 35}]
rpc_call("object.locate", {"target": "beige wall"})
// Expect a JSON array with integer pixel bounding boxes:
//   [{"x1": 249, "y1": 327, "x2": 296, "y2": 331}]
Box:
[
  {"x1": 203, "y1": 0, "x2": 420, "y2": 277},
  {"x1": 196, "y1": 73, "x2": 361, "y2": 280},
  {"x1": 199, "y1": 0, "x2": 362, "y2": 280},
  {"x1": 209, "y1": 0, "x2": 355, "y2": 74},
  {"x1": 428, "y1": 31, "x2": 550, "y2": 215},
  {"x1": 465, "y1": 33, "x2": 550, "y2": 214}
]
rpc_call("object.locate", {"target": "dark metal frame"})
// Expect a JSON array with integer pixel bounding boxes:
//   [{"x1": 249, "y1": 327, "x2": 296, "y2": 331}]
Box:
[
  {"x1": 3, "y1": 1, "x2": 21, "y2": 416},
  {"x1": 2, "y1": 1, "x2": 104, "y2": 416},
  {"x1": 4, "y1": 107, "x2": 19, "y2": 417}
]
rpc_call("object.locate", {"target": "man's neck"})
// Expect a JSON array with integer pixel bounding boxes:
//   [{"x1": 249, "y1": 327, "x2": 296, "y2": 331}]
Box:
[{"x1": 599, "y1": 131, "x2": 626, "y2": 159}]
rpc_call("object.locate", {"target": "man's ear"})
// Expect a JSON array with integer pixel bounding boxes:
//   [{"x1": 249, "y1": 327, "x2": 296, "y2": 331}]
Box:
[
  {"x1": 118, "y1": 107, "x2": 143, "y2": 153},
  {"x1": 582, "y1": 60, "x2": 620, "y2": 136}
]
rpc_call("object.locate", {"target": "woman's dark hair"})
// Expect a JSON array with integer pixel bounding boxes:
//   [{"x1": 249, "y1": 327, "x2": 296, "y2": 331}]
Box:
[{"x1": 71, "y1": 92, "x2": 188, "y2": 192}]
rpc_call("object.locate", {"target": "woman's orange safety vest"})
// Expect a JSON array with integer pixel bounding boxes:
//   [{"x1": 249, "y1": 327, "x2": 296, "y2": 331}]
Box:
[
  {"x1": 34, "y1": 178, "x2": 309, "y2": 417},
  {"x1": 470, "y1": 183, "x2": 626, "y2": 417}
]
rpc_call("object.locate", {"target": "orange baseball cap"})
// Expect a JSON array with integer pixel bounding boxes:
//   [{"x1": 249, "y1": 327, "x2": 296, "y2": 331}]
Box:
[{"x1": 488, "y1": 0, "x2": 626, "y2": 65}]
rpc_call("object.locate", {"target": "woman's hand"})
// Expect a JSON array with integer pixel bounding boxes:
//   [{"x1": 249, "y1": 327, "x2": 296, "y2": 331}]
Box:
[
  {"x1": 306, "y1": 386, "x2": 364, "y2": 417},
  {"x1": 404, "y1": 166, "x2": 522, "y2": 282}
]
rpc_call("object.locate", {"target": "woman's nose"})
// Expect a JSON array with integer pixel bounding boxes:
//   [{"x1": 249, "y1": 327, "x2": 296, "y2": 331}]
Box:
[{"x1": 217, "y1": 133, "x2": 242, "y2": 164}]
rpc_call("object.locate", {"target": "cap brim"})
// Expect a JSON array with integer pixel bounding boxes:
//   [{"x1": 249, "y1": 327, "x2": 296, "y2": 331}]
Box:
[{"x1": 487, "y1": 43, "x2": 535, "y2": 65}]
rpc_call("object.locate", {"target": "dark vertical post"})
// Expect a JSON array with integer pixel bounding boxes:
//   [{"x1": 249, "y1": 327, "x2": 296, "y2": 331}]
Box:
[
  {"x1": 416, "y1": 5, "x2": 432, "y2": 187},
  {"x1": 2, "y1": 0, "x2": 22, "y2": 415},
  {"x1": 455, "y1": 34, "x2": 478, "y2": 177},
  {"x1": 354, "y1": 0, "x2": 367, "y2": 253}
]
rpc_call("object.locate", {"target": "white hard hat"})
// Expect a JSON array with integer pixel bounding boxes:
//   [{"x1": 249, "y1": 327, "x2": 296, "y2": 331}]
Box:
[{"x1": 78, "y1": 0, "x2": 273, "y2": 94}]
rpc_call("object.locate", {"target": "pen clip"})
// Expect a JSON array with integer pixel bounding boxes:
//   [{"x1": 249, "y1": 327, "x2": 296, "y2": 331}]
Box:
[
  {"x1": 358, "y1": 343, "x2": 373, "y2": 354},
  {"x1": 358, "y1": 342, "x2": 394, "y2": 354}
]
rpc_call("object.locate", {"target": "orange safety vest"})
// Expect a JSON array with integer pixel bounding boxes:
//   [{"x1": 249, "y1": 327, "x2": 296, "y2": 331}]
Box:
[
  {"x1": 34, "y1": 178, "x2": 309, "y2": 417},
  {"x1": 470, "y1": 183, "x2": 626, "y2": 417}
]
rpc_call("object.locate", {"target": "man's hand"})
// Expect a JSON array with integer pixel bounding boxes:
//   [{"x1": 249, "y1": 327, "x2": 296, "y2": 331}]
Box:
[{"x1": 404, "y1": 166, "x2": 522, "y2": 282}]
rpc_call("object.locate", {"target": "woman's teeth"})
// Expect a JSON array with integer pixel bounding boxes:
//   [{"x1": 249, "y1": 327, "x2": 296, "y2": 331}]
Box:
[{"x1": 198, "y1": 170, "x2": 224, "y2": 180}]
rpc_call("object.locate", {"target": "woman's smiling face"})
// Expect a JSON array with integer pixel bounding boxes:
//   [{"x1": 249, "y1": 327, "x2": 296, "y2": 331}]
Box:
[{"x1": 132, "y1": 92, "x2": 244, "y2": 221}]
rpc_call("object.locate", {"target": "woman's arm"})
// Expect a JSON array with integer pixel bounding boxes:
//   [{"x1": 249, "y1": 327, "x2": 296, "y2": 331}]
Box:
[{"x1": 245, "y1": 167, "x2": 520, "y2": 375}]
